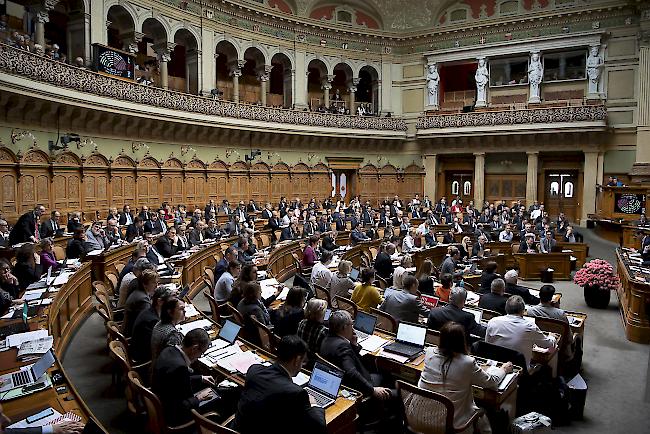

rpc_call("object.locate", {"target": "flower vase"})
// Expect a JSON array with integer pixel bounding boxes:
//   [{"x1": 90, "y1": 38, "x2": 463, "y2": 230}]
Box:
[{"x1": 583, "y1": 283, "x2": 610, "y2": 309}]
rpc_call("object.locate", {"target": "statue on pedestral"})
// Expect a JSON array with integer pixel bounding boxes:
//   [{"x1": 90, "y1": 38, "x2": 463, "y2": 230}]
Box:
[
  {"x1": 528, "y1": 52, "x2": 543, "y2": 103},
  {"x1": 586, "y1": 45, "x2": 604, "y2": 97},
  {"x1": 426, "y1": 63, "x2": 440, "y2": 109},
  {"x1": 475, "y1": 58, "x2": 488, "y2": 107}
]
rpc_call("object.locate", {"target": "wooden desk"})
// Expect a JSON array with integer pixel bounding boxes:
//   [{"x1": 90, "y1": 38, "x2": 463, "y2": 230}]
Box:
[
  {"x1": 622, "y1": 225, "x2": 650, "y2": 249},
  {"x1": 513, "y1": 252, "x2": 572, "y2": 280},
  {"x1": 89, "y1": 244, "x2": 134, "y2": 283},
  {"x1": 556, "y1": 242, "x2": 589, "y2": 268},
  {"x1": 267, "y1": 240, "x2": 302, "y2": 282},
  {"x1": 171, "y1": 242, "x2": 223, "y2": 298},
  {"x1": 616, "y1": 249, "x2": 650, "y2": 343}
]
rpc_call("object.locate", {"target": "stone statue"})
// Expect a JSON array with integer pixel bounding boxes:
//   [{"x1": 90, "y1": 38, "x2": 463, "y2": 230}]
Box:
[
  {"x1": 528, "y1": 52, "x2": 543, "y2": 103},
  {"x1": 426, "y1": 63, "x2": 440, "y2": 109},
  {"x1": 475, "y1": 58, "x2": 488, "y2": 107},
  {"x1": 586, "y1": 45, "x2": 604, "y2": 97}
]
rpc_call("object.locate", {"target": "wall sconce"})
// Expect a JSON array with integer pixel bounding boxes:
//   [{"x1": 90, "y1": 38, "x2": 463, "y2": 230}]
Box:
[
  {"x1": 267, "y1": 151, "x2": 280, "y2": 161},
  {"x1": 499, "y1": 160, "x2": 513, "y2": 167},
  {"x1": 11, "y1": 129, "x2": 37, "y2": 147},
  {"x1": 225, "y1": 148, "x2": 239, "y2": 159},
  {"x1": 307, "y1": 153, "x2": 316, "y2": 161},
  {"x1": 79, "y1": 138, "x2": 96, "y2": 150},
  {"x1": 132, "y1": 141, "x2": 149, "y2": 153},
  {"x1": 181, "y1": 145, "x2": 196, "y2": 156}
]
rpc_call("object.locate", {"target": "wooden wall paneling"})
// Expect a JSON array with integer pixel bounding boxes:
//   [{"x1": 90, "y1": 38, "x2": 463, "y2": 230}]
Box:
[
  {"x1": 161, "y1": 158, "x2": 184, "y2": 206},
  {"x1": 379, "y1": 165, "x2": 399, "y2": 204},
  {"x1": 208, "y1": 160, "x2": 228, "y2": 204},
  {"x1": 0, "y1": 148, "x2": 19, "y2": 222},
  {"x1": 83, "y1": 153, "x2": 110, "y2": 216},
  {"x1": 402, "y1": 164, "x2": 424, "y2": 202},
  {"x1": 359, "y1": 164, "x2": 379, "y2": 207},
  {"x1": 186, "y1": 158, "x2": 207, "y2": 209},
  {"x1": 291, "y1": 163, "x2": 310, "y2": 200},
  {"x1": 250, "y1": 162, "x2": 271, "y2": 204},
  {"x1": 484, "y1": 174, "x2": 527, "y2": 202},
  {"x1": 52, "y1": 152, "x2": 82, "y2": 217},
  {"x1": 310, "y1": 163, "x2": 330, "y2": 200},
  {"x1": 271, "y1": 163, "x2": 290, "y2": 204},
  {"x1": 229, "y1": 161, "x2": 249, "y2": 204},
  {"x1": 18, "y1": 149, "x2": 51, "y2": 213},
  {"x1": 137, "y1": 156, "x2": 161, "y2": 208},
  {"x1": 110, "y1": 155, "x2": 137, "y2": 211}
]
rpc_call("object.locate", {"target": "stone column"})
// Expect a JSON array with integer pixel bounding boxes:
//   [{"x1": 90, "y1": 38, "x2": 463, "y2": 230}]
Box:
[
  {"x1": 423, "y1": 154, "x2": 438, "y2": 201},
  {"x1": 473, "y1": 152, "x2": 485, "y2": 206},
  {"x1": 257, "y1": 64, "x2": 272, "y2": 106},
  {"x1": 283, "y1": 68, "x2": 294, "y2": 108},
  {"x1": 381, "y1": 59, "x2": 392, "y2": 115},
  {"x1": 229, "y1": 60, "x2": 245, "y2": 103},
  {"x1": 582, "y1": 151, "x2": 599, "y2": 223},
  {"x1": 347, "y1": 78, "x2": 359, "y2": 113},
  {"x1": 120, "y1": 31, "x2": 144, "y2": 54},
  {"x1": 201, "y1": 29, "x2": 216, "y2": 96},
  {"x1": 67, "y1": 11, "x2": 90, "y2": 62},
  {"x1": 154, "y1": 42, "x2": 175, "y2": 90},
  {"x1": 293, "y1": 49, "x2": 308, "y2": 109},
  {"x1": 321, "y1": 75, "x2": 334, "y2": 108},
  {"x1": 186, "y1": 49, "x2": 201, "y2": 95},
  {"x1": 33, "y1": 8, "x2": 49, "y2": 48},
  {"x1": 372, "y1": 79, "x2": 381, "y2": 114},
  {"x1": 631, "y1": 31, "x2": 650, "y2": 181},
  {"x1": 597, "y1": 152, "x2": 605, "y2": 186},
  {"x1": 526, "y1": 151, "x2": 539, "y2": 207}
]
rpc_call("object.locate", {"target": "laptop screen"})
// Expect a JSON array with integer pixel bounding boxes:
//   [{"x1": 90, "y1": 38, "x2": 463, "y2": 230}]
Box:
[
  {"x1": 396, "y1": 322, "x2": 426, "y2": 346},
  {"x1": 350, "y1": 268, "x2": 360, "y2": 281},
  {"x1": 32, "y1": 349, "x2": 55, "y2": 380},
  {"x1": 463, "y1": 308, "x2": 483, "y2": 323},
  {"x1": 22, "y1": 302, "x2": 28, "y2": 323},
  {"x1": 324, "y1": 308, "x2": 332, "y2": 321},
  {"x1": 309, "y1": 363, "x2": 343, "y2": 398},
  {"x1": 178, "y1": 285, "x2": 190, "y2": 299},
  {"x1": 354, "y1": 312, "x2": 377, "y2": 335},
  {"x1": 218, "y1": 320, "x2": 241, "y2": 344}
]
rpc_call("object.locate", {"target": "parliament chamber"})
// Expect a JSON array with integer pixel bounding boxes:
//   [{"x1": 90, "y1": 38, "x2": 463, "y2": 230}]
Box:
[{"x1": 0, "y1": 0, "x2": 648, "y2": 433}]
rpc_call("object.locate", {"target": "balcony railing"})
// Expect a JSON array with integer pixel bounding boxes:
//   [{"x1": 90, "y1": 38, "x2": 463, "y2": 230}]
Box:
[
  {"x1": 0, "y1": 44, "x2": 407, "y2": 132},
  {"x1": 416, "y1": 103, "x2": 607, "y2": 130}
]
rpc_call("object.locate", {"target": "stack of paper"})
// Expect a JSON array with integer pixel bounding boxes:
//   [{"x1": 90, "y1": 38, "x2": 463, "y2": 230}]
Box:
[
  {"x1": 6, "y1": 330, "x2": 49, "y2": 348},
  {"x1": 359, "y1": 335, "x2": 389, "y2": 353},
  {"x1": 377, "y1": 348, "x2": 411, "y2": 363},
  {"x1": 53, "y1": 272, "x2": 74, "y2": 286},
  {"x1": 177, "y1": 319, "x2": 212, "y2": 335},
  {"x1": 217, "y1": 351, "x2": 264, "y2": 374},
  {"x1": 292, "y1": 371, "x2": 309, "y2": 386},
  {"x1": 260, "y1": 278, "x2": 280, "y2": 299},
  {"x1": 17, "y1": 336, "x2": 53, "y2": 359},
  {"x1": 276, "y1": 287, "x2": 290, "y2": 301},
  {"x1": 184, "y1": 304, "x2": 200, "y2": 318}
]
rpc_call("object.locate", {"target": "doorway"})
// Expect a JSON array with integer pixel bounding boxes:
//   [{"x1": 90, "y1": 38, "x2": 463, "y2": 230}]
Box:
[
  {"x1": 544, "y1": 171, "x2": 578, "y2": 222},
  {"x1": 332, "y1": 170, "x2": 356, "y2": 201},
  {"x1": 446, "y1": 171, "x2": 473, "y2": 203}
]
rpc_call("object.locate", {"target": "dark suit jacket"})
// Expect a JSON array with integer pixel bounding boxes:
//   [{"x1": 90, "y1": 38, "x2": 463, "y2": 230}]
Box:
[
  {"x1": 13, "y1": 261, "x2": 41, "y2": 291},
  {"x1": 146, "y1": 248, "x2": 161, "y2": 266},
  {"x1": 472, "y1": 242, "x2": 486, "y2": 257},
  {"x1": 123, "y1": 290, "x2": 151, "y2": 337},
  {"x1": 118, "y1": 212, "x2": 134, "y2": 226},
  {"x1": 214, "y1": 258, "x2": 228, "y2": 283},
  {"x1": 67, "y1": 220, "x2": 83, "y2": 233},
  {"x1": 424, "y1": 233, "x2": 437, "y2": 247},
  {"x1": 152, "y1": 346, "x2": 203, "y2": 425},
  {"x1": 40, "y1": 219, "x2": 62, "y2": 239},
  {"x1": 280, "y1": 226, "x2": 296, "y2": 241},
  {"x1": 374, "y1": 252, "x2": 393, "y2": 280},
  {"x1": 9, "y1": 211, "x2": 37, "y2": 244},
  {"x1": 155, "y1": 236, "x2": 178, "y2": 258},
  {"x1": 427, "y1": 304, "x2": 486, "y2": 340},
  {"x1": 66, "y1": 239, "x2": 86, "y2": 260},
  {"x1": 320, "y1": 335, "x2": 374, "y2": 396},
  {"x1": 144, "y1": 219, "x2": 165, "y2": 235},
  {"x1": 125, "y1": 223, "x2": 143, "y2": 242},
  {"x1": 322, "y1": 235, "x2": 337, "y2": 252},
  {"x1": 505, "y1": 283, "x2": 540, "y2": 305},
  {"x1": 235, "y1": 363, "x2": 326, "y2": 434},
  {"x1": 479, "y1": 271, "x2": 499, "y2": 294},
  {"x1": 334, "y1": 216, "x2": 345, "y2": 231},
  {"x1": 478, "y1": 292, "x2": 508, "y2": 314},
  {"x1": 442, "y1": 234, "x2": 456, "y2": 244},
  {"x1": 130, "y1": 306, "x2": 158, "y2": 362},
  {"x1": 188, "y1": 229, "x2": 205, "y2": 246}
]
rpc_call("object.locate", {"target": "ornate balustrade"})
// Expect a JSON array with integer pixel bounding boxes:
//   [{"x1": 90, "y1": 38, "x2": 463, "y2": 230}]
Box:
[
  {"x1": 0, "y1": 44, "x2": 407, "y2": 132},
  {"x1": 416, "y1": 104, "x2": 608, "y2": 130}
]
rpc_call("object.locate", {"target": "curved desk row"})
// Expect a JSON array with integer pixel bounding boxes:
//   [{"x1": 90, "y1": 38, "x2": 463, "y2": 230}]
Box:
[{"x1": 616, "y1": 249, "x2": 650, "y2": 344}]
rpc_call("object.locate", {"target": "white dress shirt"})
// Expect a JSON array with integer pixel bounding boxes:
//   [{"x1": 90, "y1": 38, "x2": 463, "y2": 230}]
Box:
[
  {"x1": 310, "y1": 261, "x2": 333, "y2": 288},
  {"x1": 485, "y1": 314, "x2": 555, "y2": 372}
]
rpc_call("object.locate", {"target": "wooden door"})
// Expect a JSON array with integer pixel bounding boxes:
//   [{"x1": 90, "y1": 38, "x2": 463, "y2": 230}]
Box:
[
  {"x1": 544, "y1": 171, "x2": 578, "y2": 221},
  {"x1": 446, "y1": 171, "x2": 473, "y2": 201}
]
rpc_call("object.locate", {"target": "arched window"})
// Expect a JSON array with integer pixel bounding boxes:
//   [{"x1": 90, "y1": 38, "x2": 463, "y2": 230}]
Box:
[
  {"x1": 463, "y1": 181, "x2": 472, "y2": 196},
  {"x1": 451, "y1": 181, "x2": 460, "y2": 195},
  {"x1": 331, "y1": 173, "x2": 336, "y2": 197},
  {"x1": 564, "y1": 182, "x2": 574, "y2": 198},
  {"x1": 550, "y1": 181, "x2": 560, "y2": 196}
]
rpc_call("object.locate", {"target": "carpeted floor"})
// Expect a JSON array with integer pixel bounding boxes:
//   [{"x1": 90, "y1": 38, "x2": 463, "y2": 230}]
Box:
[{"x1": 61, "y1": 229, "x2": 650, "y2": 433}]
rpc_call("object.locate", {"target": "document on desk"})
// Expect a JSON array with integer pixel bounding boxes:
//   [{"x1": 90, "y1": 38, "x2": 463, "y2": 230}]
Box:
[
  {"x1": 359, "y1": 335, "x2": 389, "y2": 353},
  {"x1": 23, "y1": 289, "x2": 46, "y2": 301},
  {"x1": 260, "y1": 278, "x2": 280, "y2": 299},
  {"x1": 466, "y1": 291, "x2": 480, "y2": 305},
  {"x1": 200, "y1": 344, "x2": 242, "y2": 367},
  {"x1": 184, "y1": 304, "x2": 200, "y2": 318},
  {"x1": 292, "y1": 371, "x2": 309, "y2": 387},
  {"x1": 276, "y1": 287, "x2": 289, "y2": 301},
  {"x1": 377, "y1": 348, "x2": 411, "y2": 364},
  {"x1": 85, "y1": 249, "x2": 104, "y2": 257},
  {"x1": 6, "y1": 330, "x2": 49, "y2": 348},
  {"x1": 217, "y1": 351, "x2": 263, "y2": 374},
  {"x1": 53, "y1": 271, "x2": 74, "y2": 286},
  {"x1": 26, "y1": 280, "x2": 48, "y2": 290},
  {"x1": 177, "y1": 319, "x2": 213, "y2": 335},
  {"x1": 6, "y1": 408, "x2": 63, "y2": 429},
  {"x1": 498, "y1": 372, "x2": 516, "y2": 391}
]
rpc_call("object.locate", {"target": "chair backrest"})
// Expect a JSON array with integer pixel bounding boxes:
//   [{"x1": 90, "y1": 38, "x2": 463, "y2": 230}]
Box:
[
  {"x1": 249, "y1": 315, "x2": 279, "y2": 354},
  {"x1": 314, "y1": 352, "x2": 341, "y2": 372},
  {"x1": 224, "y1": 302, "x2": 244, "y2": 326},
  {"x1": 127, "y1": 370, "x2": 169, "y2": 434},
  {"x1": 203, "y1": 289, "x2": 221, "y2": 324},
  {"x1": 334, "y1": 295, "x2": 358, "y2": 319},
  {"x1": 115, "y1": 263, "x2": 126, "y2": 276},
  {"x1": 480, "y1": 308, "x2": 501, "y2": 321},
  {"x1": 313, "y1": 284, "x2": 332, "y2": 307},
  {"x1": 396, "y1": 380, "x2": 455, "y2": 434},
  {"x1": 106, "y1": 320, "x2": 129, "y2": 349},
  {"x1": 109, "y1": 339, "x2": 132, "y2": 374},
  {"x1": 375, "y1": 275, "x2": 388, "y2": 290},
  {"x1": 106, "y1": 273, "x2": 119, "y2": 296},
  {"x1": 425, "y1": 329, "x2": 440, "y2": 346},
  {"x1": 470, "y1": 341, "x2": 527, "y2": 375},
  {"x1": 123, "y1": 369, "x2": 146, "y2": 417},
  {"x1": 534, "y1": 316, "x2": 572, "y2": 353},
  {"x1": 203, "y1": 267, "x2": 215, "y2": 290},
  {"x1": 52, "y1": 245, "x2": 65, "y2": 261},
  {"x1": 462, "y1": 281, "x2": 475, "y2": 292},
  {"x1": 191, "y1": 410, "x2": 238, "y2": 434},
  {"x1": 370, "y1": 307, "x2": 397, "y2": 333},
  {"x1": 259, "y1": 233, "x2": 271, "y2": 248}
]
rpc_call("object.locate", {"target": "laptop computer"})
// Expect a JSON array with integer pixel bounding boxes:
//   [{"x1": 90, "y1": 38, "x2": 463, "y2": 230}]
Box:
[
  {"x1": 218, "y1": 319, "x2": 241, "y2": 345},
  {"x1": 1, "y1": 302, "x2": 29, "y2": 339},
  {"x1": 349, "y1": 268, "x2": 360, "y2": 281},
  {"x1": 178, "y1": 284, "x2": 191, "y2": 299},
  {"x1": 304, "y1": 362, "x2": 344, "y2": 408},
  {"x1": 0, "y1": 349, "x2": 55, "y2": 392},
  {"x1": 353, "y1": 311, "x2": 377, "y2": 342},
  {"x1": 323, "y1": 308, "x2": 332, "y2": 322},
  {"x1": 463, "y1": 307, "x2": 483, "y2": 323},
  {"x1": 383, "y1": 322, "x2": 427, "y2": 358}
]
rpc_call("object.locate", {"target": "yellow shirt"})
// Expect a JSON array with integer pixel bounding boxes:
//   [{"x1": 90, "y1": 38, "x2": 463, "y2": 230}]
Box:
[{"x1": 351, "y1": 283, "x2": 383, "y2": 313}]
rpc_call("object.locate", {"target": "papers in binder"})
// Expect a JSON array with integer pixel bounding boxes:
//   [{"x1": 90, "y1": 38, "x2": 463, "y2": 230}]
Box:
[
  {"x1": 359, "y1": 335, "x2": 389, "y2": 353},
  {"x1": 17, "y1": 336, "x2": 54, "y2": 359},
  {"x1": 498, "y1": 372, "x2": 516, "y2": 391},
  {"x1": 217, "y1": 351, "x2": 263, "y2": 374},
  {"x1": 177, "y1": 319, "x2": 212, "y2": 335}
]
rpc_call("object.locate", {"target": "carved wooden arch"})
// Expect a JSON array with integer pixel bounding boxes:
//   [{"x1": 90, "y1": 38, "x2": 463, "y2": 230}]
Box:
[
  {"x1": 186, "y1": 158, "x2": 207, "y2": 170},
  {"x1": 53, "y1": 151, "x2": 82, "y2": 167},
  {"x1": 209, "y1": 160, "x2": 228, "y2": 172},
  {"x1": 404, "y1": 163, "x2": 424, "y2": 174},
  {"x1": 163, "y1": 157, "x2": 184, "y2": 169},
  {"x1": 359, "y1": 163, "x2": 379, "y2": 175},
  {"x1": 311, "y1": 163, "x2": 329, "y2": 174},
  {"x1": 271, "y1": 162, "x2": 290, "y2": 174},
  {"x1": 379, "y1": 164, "x2": 397, "y2": 174},
  {"x1": 250, "y1": 161, "x2": 271, "y2": 173},
  {"x1": 111, "y1": 154, "x2": 137, "y2": 168},
  {"x1": 229, "y1": 161, "x2": 248, "y2": 172},
  {"x1": 292, "y1": 162, "x2": 310, "y2": 174},
  {"x1": 0, "y1": 146, "x2": 19, "y2": 167},
  {"x1": 83, "y1": 152, "x2": 110, "y2": 168},
  {"x1": 138, "y1": 156, "x2": 161, "y2": 169},
  {"x1": 19, "y1": 148, "x2": 51, "y2": 166}
]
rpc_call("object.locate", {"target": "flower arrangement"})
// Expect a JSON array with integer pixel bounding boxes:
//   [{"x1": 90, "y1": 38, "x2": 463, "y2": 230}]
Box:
[{"x1": 573, "y1": 259, "x2": 620, "y2": 291}]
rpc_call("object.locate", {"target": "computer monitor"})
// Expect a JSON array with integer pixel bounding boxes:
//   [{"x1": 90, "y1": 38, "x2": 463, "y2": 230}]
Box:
[
  {"x1": 350, "y1": 268, "x2": 360, "y2": 281},
  {"x1": 395, "y1": 322, "x2": 426, "y2": 346},
  {"x1": 218, "y1": 320, "x2": 241, "y2": 345}
]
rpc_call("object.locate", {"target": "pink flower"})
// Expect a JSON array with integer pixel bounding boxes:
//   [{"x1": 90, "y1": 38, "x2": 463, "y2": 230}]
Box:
[{"x1": 573, "y1": 259, "x2": 620, "y2": 291}]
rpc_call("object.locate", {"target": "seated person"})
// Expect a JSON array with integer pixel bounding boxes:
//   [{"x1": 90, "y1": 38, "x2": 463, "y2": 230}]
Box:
[
  {"x1": 478, "y1": 261, "x2": 499, "y2": 294},
  {"x1": 188, "y1": 221, "x2": 206, "y2": 246},
  {"x1": 472, "y1": 235, "x2": 489, "y2": 258},
  {"x1": 271, "y1": 286, "x2": 306, "y2": 337},
  {"x1": 122, "y1": 269, "x2": 159, "y2": 337},
  {"x1": 478, "y1": 278, "x2": 508, "y2": 314},
  {"x1": 435, "y1": 273, "x2": 453, "y2": 303},
  {"x1": 415, "y1": 259, "x2": 435, "y2": 295},
  {"x1": 236, "y1": 236, "x2": 255, "y2": 265},
  {"x1": 0, "y1": 259, "x2": 21, "y2": 299},
  {"x1": 152, "y1": 329, "x2": 216, "y2": 426},
  {"x1": 235, "y1": 335, "x2": 327, "y2": 434},
  {"x1": 297, "y1": 299, "x2": 329, "y2": 361},
  {"x1": 130, "y1": 286, "x2": 175, "y2": 363},
  {"x1": 302, "y1": 235, "x2": 319, "y2": 268},
  {"x1": 39, "y1": 238, "x2": 60, "y2": 272},
  {"x1": 518, "y1": 233, "x2": 538, "y2": 253},
  {"x1": 214, "y1": 260, "x2": 241, "y2": 303},
  {"x1": 486, "y1": 295, "x2": 556, "y2": 372},
  {"x1": 440, "y1": 246, "x2": 462, "y2": 277},
  {"x1": 237, "y1": 281, "x2": 274, "y2": 346},
  {"x1": 13, "y1": 244, "x2": 42, "y2": 291},
  {"x1": 503, "y1": 270, "x2": 539, "y2": 305},
  {"x1": 204, "y1": 219, "x2": 221, "y2": 239},
  {"x1": 563, "y1": 225, "x2": 576, "y2": 243},
  {"x1": 424, "y1": 227, "x2": 437, "y2": 247},
  {"x1": 321, "y1": 231, "x2": 337, "y2": 251},
  {"x1": 392, "y1": 254, "x2": 413, "y2": 290},
  {"x1": 401, "y1": 228, "x2": 416, "y2": 252},
  {"x1": 328, "y1": 260, "x2": 355, "y2": 306},
  {"x1": 380, "y1": 275, "x2": 429, "y2": 324},
  {"x1": 351, "y1": 268, "x2": 383, "y2": 312},
  {"x1": 418, "y1": 322, "x2": 512, "y2": 434},
  {"x1": 125, "y1": 217, "x2": 145, "y2": 242},
  {"x1": 66, "y1": 228, "x2": 87, "y2": 260},
  {"x1": 526, "y1": 285, "x2": 568, "y2": 322},
  {"x1": 539, "y1": 230, "x2": 556, "y2": 254},
  {"x1": 350, "y1": 225, "x2": 370, "y2": 245},
  {"x1": 442, "y1": 229, "x2": 456, "y2": 244},
  {"x1": 320, "y1": 310, "x2": 393, "y2": 401},
  {"x1": 150, "y1": 297, "x2": 186, "y2": 364},
  {"x1": 310, "y1": 250, "x2": 334, "y2": 288},
  {"x1": 155, "y1": 226, "x2": 179, "y2": 258},
  {"x1": 427, "y1": 287, "x2": 486, "y2": 340},
  {"x1": 373, "y1": 243, "x2": 395, "y2": 281},
  {"x1": 499, "y1": 224, "x2": 514, "y2": 242}
]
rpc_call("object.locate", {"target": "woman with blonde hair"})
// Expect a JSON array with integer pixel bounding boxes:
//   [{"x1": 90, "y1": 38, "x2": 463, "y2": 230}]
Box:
[
  {"x1": 328, "y1": 260, "x2": 355, "y2": 306},
  {"x1": 459, "y1": 236, "x2": 471, "y2": 261},
  {"x1": 393, "y1": 254, "x2": 412, "y2": 289},
  {"x1": 297, "y1": 298, "x2": 328, "y2": 361}
]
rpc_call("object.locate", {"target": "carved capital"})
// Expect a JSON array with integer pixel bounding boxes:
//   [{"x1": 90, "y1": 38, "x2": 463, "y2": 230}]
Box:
[{"x1": 153, "y1": 42, "x2": 176, "y2": 62}]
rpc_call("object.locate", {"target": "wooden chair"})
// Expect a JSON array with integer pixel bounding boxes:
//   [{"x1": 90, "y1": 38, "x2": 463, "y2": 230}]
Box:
[
  {"x1": 250, "y1": 316, "x2": 279, "y2": 354},
  {"x1": 370, "y1": 308, "x2": 398, "y2": 333},
  {"x1": 191, "y1": 410, "x2": 238, "y2": 434},
  {"x1": 375, "y1": 275, "x2": 388, "y2": 290},
  {"x1": 480, "y1": 308, "x2": 501, "y2": 321},
  {"x1": 52, "y1": 245, "x2": 65, "y2": 261},
  {"x1": 203, "y1": 267, "x2": 215, "y2": 291},
  {"x1": 223, "y1": 302, "x2": 244, "y2": 326},
  {"x1": 203, "y1": 288, "x2": 222, "y2": 324},
  {"x1": 106, "y1": 320, "x2": 130, "y2": 349},
  {"x1": 115, "y1": 263, "x2": 126, "y2": 276},
  {"x1": 313, "y1": 284, "x2": 332, "y2": 307},
  {"x1": 108, "y1": 340, "x2": 150, "y2": 387},
  {"x1": 425, "y1": 329, "x2": 441, "y2": 346},
  {"x1": 127, "y1": 370, "x2": 196, "y2": 433},
  {"x1": 334, "y1": 295, "x2": 358, "y2": 319},
  {"x1": 258, "y1": 233, "x2": 271, "y2": 248},
  {"x1": 292, "y1": 252, "x2": 312, "y2": 279},
  {"x1": 396, "y1": 380, "x2": 483, "y2": 434},
  {"x1": 106, "y1": 273, "x2": 119, "y2": 296}
]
